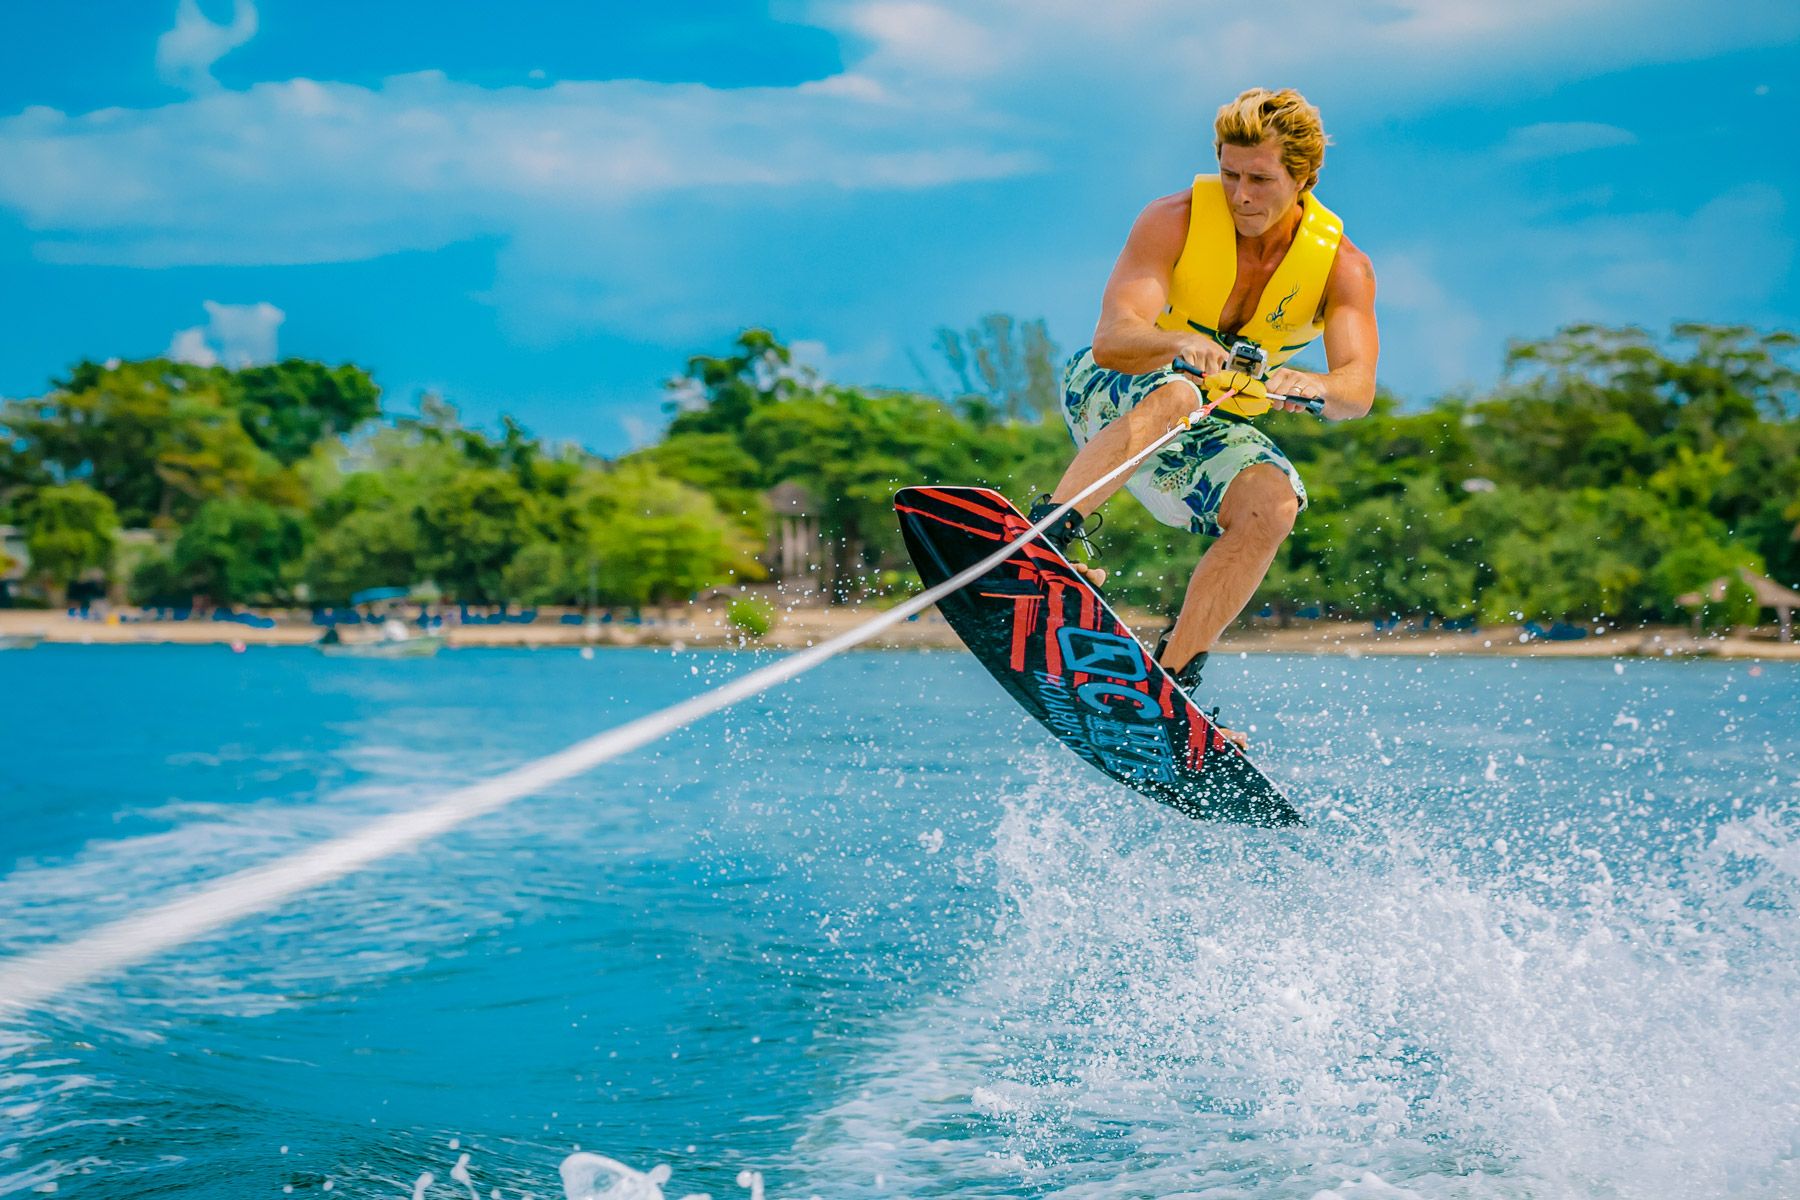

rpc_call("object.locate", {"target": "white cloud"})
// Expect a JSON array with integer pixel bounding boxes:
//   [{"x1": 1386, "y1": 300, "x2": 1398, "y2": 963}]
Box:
[
  {"x1": 166, "y1": 325, "x2": 217, "y2": 367},
  {"x1": 814, "y1": 0, "x2": 1800, "y2": 116},
  {"x1": 9, "y1": 0, "x2": 1793, "y2": 272},
  {"x1": 836, "y1": 2, "x2": 1010, "y2": 79},
  {"x1": 166, "y1": 300, "x2": 285, "y2": 367},
  {"x1": 782, "y1": 337, "x2": 896, "y2": 391},
  {"x1": 155, "y1": 0, "x2": 258, "y2": 93},
  {"x1": 5, "y1": 0, "x2": 1799, "y2": 406},
  {"x1": 617, "y1": 412, "x2": 656, "y2": 451},
  {"x1": 1499, "y1": 122, "x2": 1638, "y2": 163},
  {"x1": 0, "y1": 71, "x2": 1041, "y2": 268},
  {"x1": 205, "y1": 299, "x2": 284, "y2": 365}
]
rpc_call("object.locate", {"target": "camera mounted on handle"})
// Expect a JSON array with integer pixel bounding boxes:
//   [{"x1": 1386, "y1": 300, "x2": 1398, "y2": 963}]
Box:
[{"x1": 1225, "y1": 338, "x2": 1268, "y2": 380}]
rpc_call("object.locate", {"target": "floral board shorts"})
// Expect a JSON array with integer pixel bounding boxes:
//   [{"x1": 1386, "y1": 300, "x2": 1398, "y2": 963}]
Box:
[{"x1": 1059, "y1": 346, "x2": 1308, "y2": 538}]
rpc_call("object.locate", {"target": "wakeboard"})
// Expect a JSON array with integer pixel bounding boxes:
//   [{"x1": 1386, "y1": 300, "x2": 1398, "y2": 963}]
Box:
[{"x1": 895, "y1": 485, "x2": 1303, "y2": 827}]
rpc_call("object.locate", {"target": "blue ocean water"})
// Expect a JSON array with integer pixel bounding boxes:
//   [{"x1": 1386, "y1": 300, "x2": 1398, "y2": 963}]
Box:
[{"x1": 0, "y1": 645, "x2": 1796, "y2": 1199}]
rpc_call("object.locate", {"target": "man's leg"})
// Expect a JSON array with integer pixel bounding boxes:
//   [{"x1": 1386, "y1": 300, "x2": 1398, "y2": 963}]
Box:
[
  {"x1": 1049, "y1": 379, "x2": 1197, "y2": 516},
  {"x1": 1159, "y1": 463, "x2": 1298, "y2": 672}
]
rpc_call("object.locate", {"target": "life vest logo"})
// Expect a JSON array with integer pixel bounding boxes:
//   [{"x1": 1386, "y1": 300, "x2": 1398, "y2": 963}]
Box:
[
  {"x1": 1055, "y1": 627, "x2": 1147, "y2": 680},
  {"x1": 1267, "y1": 285, "x2": 1299, "y2": 330}
]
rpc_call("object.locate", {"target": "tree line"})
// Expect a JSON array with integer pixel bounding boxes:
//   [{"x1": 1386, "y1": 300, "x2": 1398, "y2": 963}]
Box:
[{"x1": 1, "y1": 319, "x2": 1795, "y2": 627}]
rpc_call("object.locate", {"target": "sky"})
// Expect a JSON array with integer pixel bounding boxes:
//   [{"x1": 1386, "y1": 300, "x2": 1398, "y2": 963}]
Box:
[{"x1": 1, "y1": 0, "x2": 1797, "y2": 454}]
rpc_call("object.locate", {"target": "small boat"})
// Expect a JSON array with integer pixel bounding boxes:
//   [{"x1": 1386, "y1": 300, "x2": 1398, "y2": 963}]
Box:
[
  {"x1": 317, "y1": 632, "x2": 444, "y2": 658},
  {"x1": 0, "y1": 633, "x2": 43, "y2": 650},
  {"x1": 316, "y1": 618, "x2": 443, "y2": 658}
]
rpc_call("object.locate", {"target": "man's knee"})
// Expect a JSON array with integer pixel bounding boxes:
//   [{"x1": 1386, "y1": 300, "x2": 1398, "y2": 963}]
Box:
[
  {"x1": 1135, "y1": 380, "x2": 1200, "y2": 430},
  {"x1": 1220, "y1": 465, "x2": 1300, "y2": 542}
]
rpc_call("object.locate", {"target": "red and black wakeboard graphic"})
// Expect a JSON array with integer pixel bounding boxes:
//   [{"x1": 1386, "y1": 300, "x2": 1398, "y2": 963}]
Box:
[{"x1": 895, "y1": 485, "x2": 1302, "y2": 827}]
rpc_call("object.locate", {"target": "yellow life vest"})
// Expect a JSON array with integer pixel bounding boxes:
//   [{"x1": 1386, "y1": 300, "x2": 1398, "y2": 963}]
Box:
[{"x1": 1155, "y1": 175, "x2": 1343, "y2": 415}]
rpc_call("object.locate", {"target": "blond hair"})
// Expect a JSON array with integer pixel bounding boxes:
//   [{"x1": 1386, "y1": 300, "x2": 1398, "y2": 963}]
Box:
[{"x1": 1214, "y1": 88, "x2": 1330, "y2": 192}]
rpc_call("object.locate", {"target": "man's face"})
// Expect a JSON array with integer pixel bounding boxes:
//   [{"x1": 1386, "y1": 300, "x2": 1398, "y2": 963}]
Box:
[{"x1": 1218, "y1": 140, "x2": 1302, "y2": 237}]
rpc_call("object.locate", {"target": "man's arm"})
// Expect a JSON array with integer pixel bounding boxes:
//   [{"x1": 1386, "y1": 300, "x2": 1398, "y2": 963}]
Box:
[
  {"x1": 1091, "y1": 192, "x2": 1231, "y2": 376},
  {"x1": 1267, "y1": 237, "x2": 1379, "y2": 420}
]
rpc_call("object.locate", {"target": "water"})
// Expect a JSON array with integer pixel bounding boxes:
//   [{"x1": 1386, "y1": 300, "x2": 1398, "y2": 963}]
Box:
[{"x1": 1, "y1": 645, "x2": 1796, "y2": 1198}]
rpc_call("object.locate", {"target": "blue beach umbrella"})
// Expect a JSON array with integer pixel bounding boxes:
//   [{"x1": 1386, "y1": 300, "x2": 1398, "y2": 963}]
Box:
[{"x1": 350, "y1": 586, "x2": 410, "y2": 606}]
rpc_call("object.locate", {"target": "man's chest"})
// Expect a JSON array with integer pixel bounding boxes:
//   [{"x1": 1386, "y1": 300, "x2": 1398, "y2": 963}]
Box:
[
  {"x1": 1218, "y1": 252, "x2": 1282, "y2": 335},
  {"x1": 1218, "y1": 245, "x2": 1329, "y2": 337}
]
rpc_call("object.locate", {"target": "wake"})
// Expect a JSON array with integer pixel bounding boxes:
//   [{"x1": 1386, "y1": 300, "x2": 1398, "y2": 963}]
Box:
[{"x1": 780, "y1": 757, "x2": 1800, "y2": 1198}]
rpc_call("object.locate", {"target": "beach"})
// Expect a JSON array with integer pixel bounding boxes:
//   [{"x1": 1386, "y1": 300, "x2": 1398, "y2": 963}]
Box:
[{"x1": 3, "y1": 602, "x2": 1796, "y2": 660}]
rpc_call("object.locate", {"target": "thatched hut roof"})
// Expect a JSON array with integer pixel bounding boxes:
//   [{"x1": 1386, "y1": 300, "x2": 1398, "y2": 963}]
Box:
[
  {"x1": 1738, "y1": 567, "x2": 1800, "y2": 609},
  {"x1": 1678, "y1": 568, "x2": 1800, "y2": 610}
]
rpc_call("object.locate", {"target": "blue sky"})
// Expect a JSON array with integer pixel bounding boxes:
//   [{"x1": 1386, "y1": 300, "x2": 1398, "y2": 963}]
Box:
[{"x1": 2, "y1": 0, "x2": 1797, "y2": 453}]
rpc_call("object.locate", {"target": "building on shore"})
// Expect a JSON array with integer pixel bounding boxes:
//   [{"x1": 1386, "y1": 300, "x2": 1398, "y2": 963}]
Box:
[
  {"x1": 1679, "y1": 567, "x2": 1800, "y2": 642},
  {"x1": 0, "y1": 525, "x2": 26, "y2": 605},
  {"x1": 765, "y1": 481, "x2": 823, "y2": 591}
]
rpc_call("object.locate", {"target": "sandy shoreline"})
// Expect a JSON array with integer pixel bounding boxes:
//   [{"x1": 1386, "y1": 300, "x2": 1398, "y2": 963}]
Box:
[{"x1": 3, "y1": 605, "x2": 1796, "y2": 660}]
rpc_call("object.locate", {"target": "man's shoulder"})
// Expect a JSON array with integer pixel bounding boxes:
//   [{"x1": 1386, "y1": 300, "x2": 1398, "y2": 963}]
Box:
[
  {"x1": 1334, "y1": 233, "x2": 1372, "y2": 272},
  {"x1": 1121, "y1": 188, "x2": 1195, "y2": 261},
  {"x1": 1328, "y1": 234, "x2": 1376, "y2": 296},
  {"x1": 1140, "y1": 187, "x2": 1192, "y2": 227}
]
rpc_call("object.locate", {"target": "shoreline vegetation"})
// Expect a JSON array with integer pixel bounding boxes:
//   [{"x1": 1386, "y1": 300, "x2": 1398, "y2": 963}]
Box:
[
  {"x1": 4, "y1": 606, "x2": 1796, "y2": 660},
  {"x1": 3, "y1": 320, "x2": 1797, "y2": 647}
]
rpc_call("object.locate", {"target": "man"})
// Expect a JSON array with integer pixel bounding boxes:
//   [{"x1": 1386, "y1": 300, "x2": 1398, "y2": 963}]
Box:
[{"x1": 1033, "y1": 87, "x2": 1379, "y2": 742}]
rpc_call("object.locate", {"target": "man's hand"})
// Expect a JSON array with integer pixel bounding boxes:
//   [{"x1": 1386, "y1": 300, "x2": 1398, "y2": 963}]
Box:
[
  {"x1": 1266, "y1": 366, "x2": 1328, "y2": 414},
  {"x1": 1172, "y1": 334, "x2": 1230, "y2": 376}
]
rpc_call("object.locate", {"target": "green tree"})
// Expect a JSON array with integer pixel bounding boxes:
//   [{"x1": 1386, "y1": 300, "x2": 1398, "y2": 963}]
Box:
[
  {"x1": 414, "y1": 468, "x2": 541, "y2": 604},
  {"x1": 301, "y1": 408, "x2": 592, "y2": 606},
  {"x1": 571, "y1": 462, "x2": 763, "y2": 610},
  {"x1": 1312, "y1": 478, "x2": 1477, "y2": 619},
  {"x1": 127, "y1": 553, "x2": 187, "y2": 607},
  {"x1": 301, "y1": 503, "x2": 422, "y2": 605},
  {"x1": 500, "y1": 541, "x2": 571, "y2": 606},
  {"x1": 1650, "y1": 541, "x2": 1764, "y2": 629},
  {"x1": 5, "y1": 358, "x2": 302, "y2": 526},
  {"x1": 664, "y1": 329, "x2": 811, "y2": 439},
  {"x1": 7, "y1": 359, "x2": 204, "y2": 525},
  {"x1": 8, "y1": 317, "x2": 1795, "y2": 630},
  {"x1": 170, "y1": 498, "x2": 307, "y2": 605},
  {"x1": 1646, "y1": 443, "x2": 1733, "y2": 511},
  {"x1": 742, "y1": 387, "x2": 979, "y2": 597},
  {"x1": 231, "y1": 360, "x2": 382, "y2": 466},
  {"x1": 1490, "y1": 322, "x2": 1798, "y2": 492},
  {"x1": 624, "y1": 431, "x2": 769, "y2": 532},
  {"x1": 1454, "y1": 487, "x2": 1738, "y2": 624},
  {"x1": 21, "y1": 482, "x2": 119, "y2": 601}
]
